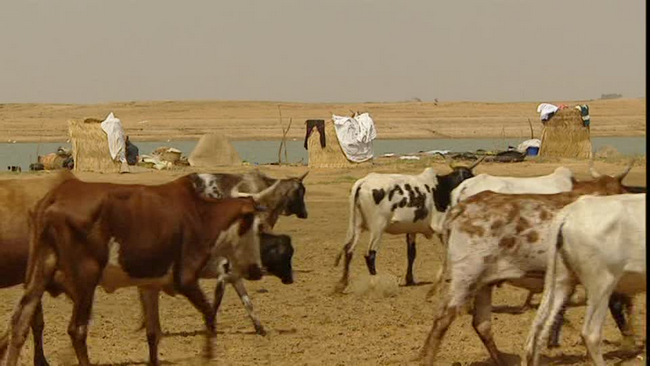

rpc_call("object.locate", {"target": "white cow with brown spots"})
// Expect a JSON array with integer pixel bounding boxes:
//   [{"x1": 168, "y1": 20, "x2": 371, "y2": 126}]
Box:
[
  {"x1": 449, "y1": 166, "x2": 576, "y2": 310},
  {"x1": 419, "y1": 163, "x2": 636, "y2": 366},
  {"x1": 525, "y1": 193, "x2": 646, "y2": 366}
]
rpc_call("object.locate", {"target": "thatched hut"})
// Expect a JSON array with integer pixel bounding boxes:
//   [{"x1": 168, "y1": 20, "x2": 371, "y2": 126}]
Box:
[
  {"x1": 307, "y1": 120, "x2": 370, "y2": 168},
  {"x1": 539, "y1": 108, "x2": 592, "y2": 159},
  {"x1": 188, "y1": 133, "x2": 242, "y2": 167},
  {"x1": 68, "y1": 118, "x2": 123, "y2": 173}
]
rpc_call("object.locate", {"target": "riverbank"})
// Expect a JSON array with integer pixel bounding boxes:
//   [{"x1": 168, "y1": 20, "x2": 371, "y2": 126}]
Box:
[{"x1": 0, "y1": 98, "x2": 645, "y2": 142}]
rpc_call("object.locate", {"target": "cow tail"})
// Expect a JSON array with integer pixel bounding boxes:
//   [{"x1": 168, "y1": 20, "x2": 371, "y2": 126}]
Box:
[
  {"x1": 526, "y1": 211, "x2": 568, "y2": 358},
  {"x1": 335, "y1": 181, "x2": 363, "y2": 267}
]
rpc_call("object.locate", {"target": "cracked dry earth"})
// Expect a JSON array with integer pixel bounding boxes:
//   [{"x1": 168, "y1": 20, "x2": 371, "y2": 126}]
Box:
[{"x1": 0, "y1": 160, "x2": 646, "y2": 365}]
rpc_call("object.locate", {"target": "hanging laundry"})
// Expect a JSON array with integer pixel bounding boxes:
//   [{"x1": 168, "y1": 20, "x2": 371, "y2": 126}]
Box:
[
  {"x1": 332, "y1": 113, "x2": 377, "y2": 162},
  {"x1": 574, "y1": 105, "x2": 590, "y2": 127},
  {"x1": 304, "y1": 119, "x2": 326, "y2": 149},
  {"x1": 537, "y1": 103, "x2": 559, "y2": 122}
]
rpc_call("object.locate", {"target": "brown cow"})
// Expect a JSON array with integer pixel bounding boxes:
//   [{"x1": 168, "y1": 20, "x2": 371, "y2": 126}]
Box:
[
  {"x1": 1, "y1": 175, "x2": 265, "y2": 366},
  {"x1": 420, "y1": 163, "x2": 636, "y2": 366},
  {"x1": 0, "y1": 171, "x2": 74, "y2": 366}
]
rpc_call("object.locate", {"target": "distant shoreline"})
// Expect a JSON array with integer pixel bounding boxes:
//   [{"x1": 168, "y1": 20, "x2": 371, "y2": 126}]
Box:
[{"x1": 1, "y1": 98, "x2": 645, "y2": 143}]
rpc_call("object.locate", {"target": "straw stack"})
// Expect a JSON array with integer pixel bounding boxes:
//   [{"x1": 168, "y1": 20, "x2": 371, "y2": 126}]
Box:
[
  {"x1": 539, "y1": 108, "x2": 592, "y2": 159},
  {"x1": 68, "y1": 118, "x2": 122, "y2": 173},
  {"x1": 308, "y1": 120, "x2": 368, "y2": 168}
]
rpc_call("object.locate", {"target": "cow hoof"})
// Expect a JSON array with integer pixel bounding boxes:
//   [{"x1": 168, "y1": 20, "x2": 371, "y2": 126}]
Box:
[
  {"x1": 35, "y1": 358, "x2": 50, "y2": 366},
  {"x1": 404, "y1": 279, "x2": 416, "y2": 286},
  {"x1": 334, "y1": 282, "x2": 348, "y2": 294},
  {"x1": 255, "y1": 326, "x2": 267, "y2": 336}
]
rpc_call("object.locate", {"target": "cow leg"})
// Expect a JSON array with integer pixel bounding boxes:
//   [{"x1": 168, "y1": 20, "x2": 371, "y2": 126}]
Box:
[
  {"x1": 67, "y1": 288, "x2": 96, "y2": 366},
  {"x1": 608, "y1": 293, "x2": 637, "y2": 349},
  {"x1": 31, "y1": 301, "x2": 49, "y2": 366},
  {"x1": 3, "y1": 248, "x2": 56, "y2": 366},
  {"x1": 419, "y1": 272, "x2": 475, "y2": 365},
  {"x1": 364, "y1": 229, "x2": 384, "y2": 276},
  {"x1": 212, "y1": 277, "x2": 227, "y2": 320},
  {"x1": 472, "y1": 286, "x2": 506, "y2": 365},
  {"x1": 525, "y1": 273, "x2": 576, "y2": 366},
  {"x1": 405, "y1": 233, "x2": 417, "y2": 286},
  {"x1": 231, "y1": 279, "x2": 266, "y2": 336},
  {"x1": 177, "y1": 282, "x2": 216, "y2": 360},
  {"x1": 337, "y1": 229, "x2": 361, "y2": 291},
  {"x1": 138, "y1": 287, "x2": 162, "y2": 366},
  {"x1": 581, "y1": 282, "x2": 618, "y2": 366},
  {"x1": 518, "y1": 291, "x2": 535, "y2": 313}
]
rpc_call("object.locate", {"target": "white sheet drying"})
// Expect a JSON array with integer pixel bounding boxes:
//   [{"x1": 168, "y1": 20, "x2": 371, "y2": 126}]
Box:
[
  {"x1": 100, "y1": 112, "x2": 127, "y2": 163},
  {"x1": 332, "y1": 113, "x2": 377, "y2": 163},
  {"x1": 537, "y1": 103, "x2": 558, "y2": 121}
]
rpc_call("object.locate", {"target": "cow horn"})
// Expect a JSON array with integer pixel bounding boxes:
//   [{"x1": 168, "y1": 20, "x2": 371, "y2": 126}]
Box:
[
  {"x1": 588, "y1": 159, "x2": 602, "y2": 179},
  {"x1": 297, "y1": 171, "x2": 309, "y2": 181},
  {"x1": 469, "y1": 156, "x2": 485, "y2": 170},
  {"x1": 615, "y1": 159, "x2": 635, "y2": 181},
  {"x1": 235, "y1": 180, "x2": 281, "y2": 202}
]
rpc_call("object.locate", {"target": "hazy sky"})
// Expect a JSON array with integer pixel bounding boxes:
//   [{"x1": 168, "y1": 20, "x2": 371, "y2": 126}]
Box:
[{"x1": 0, "y1": 0, "x2": 645, "y2": 103}]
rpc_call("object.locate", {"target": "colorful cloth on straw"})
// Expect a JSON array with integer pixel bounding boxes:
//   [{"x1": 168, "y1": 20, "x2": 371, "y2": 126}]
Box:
[{"x1": 574, "y1": 104, "x2": 590, "y2": 127}]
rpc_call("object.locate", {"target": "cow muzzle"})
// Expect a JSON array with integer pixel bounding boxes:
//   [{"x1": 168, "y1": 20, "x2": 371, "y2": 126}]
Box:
[
  {"x1": 281, "y1": 273, "x2": 294, "y2": 284},
  {"x1": 246, "y1": 264, "x2": 263, "y2": 281}
]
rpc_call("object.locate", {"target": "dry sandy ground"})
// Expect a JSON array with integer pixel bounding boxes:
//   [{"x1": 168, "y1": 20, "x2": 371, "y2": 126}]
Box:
[
  {"x1": 0, "y1": 98, "x2": 645, "y2": 142},
  {"x1": 0, "y1": 160, "x2": 646, "y2": 365}
]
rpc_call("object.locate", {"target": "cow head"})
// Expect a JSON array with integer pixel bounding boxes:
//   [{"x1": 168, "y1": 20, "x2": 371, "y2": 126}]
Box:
[
  {"x1": 282, "y1": 171, "x2": 309, "y2": 219},
  {"x1": 580, "y1": 159, "x2": 635, "y2": 194},
  {"x1": 431, "y1": 156, "x2": 484, "y2": 211},
  {"x1": 442, "y1": 155, "x2": 484, "y2": 187},
  {"x1": 219, "y1": 200, "x2": 266, "y2": 281},
  {"x1": 260, "y1": 233, "x2": 294, "y2": 284}
]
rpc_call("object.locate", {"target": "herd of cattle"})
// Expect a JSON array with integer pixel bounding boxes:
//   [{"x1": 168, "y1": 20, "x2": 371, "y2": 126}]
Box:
[{"x1": 0, "y1": 158, "x2": 645, "y2": 366}]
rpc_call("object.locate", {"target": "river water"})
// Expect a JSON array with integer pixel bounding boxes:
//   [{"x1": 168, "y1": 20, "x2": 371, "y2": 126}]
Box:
[{"x1": 1, "y1": 137, "x2": 645, "y2": 171}]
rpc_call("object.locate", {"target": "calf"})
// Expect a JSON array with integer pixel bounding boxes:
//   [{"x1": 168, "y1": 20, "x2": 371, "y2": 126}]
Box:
[
  {"x1": 419, "y1": 163, "x2": 635, "y2": 366},
  {"x1": 205, "y1": 233, "x2": 294, "y2": 335},
  {"x1": 335, "y1": 158, "x2": 483, "y2": 290},
  {"x1": 1, "y1": 175, "x2": 265, "y2": 366},
  {"x1": 139, "y1": 170, "x2": 307, "y2": 336},
  {"x1": 526, "y1": 194, "x2": 646, "y2": 366}
]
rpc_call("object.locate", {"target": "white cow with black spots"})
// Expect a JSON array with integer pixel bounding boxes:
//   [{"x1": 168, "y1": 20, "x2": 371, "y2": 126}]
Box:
[{"x1": 334, "y1": 158, "x2": 483, "y2": 291}]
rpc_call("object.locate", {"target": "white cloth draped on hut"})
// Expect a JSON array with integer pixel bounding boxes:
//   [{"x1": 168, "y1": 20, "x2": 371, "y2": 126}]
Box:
[
  {"x1": 331, "y1": 113, "x2": 377, "y2": 163},
  {"x1": 100, "y1": 112, "x2": 127, "y2": 163}
]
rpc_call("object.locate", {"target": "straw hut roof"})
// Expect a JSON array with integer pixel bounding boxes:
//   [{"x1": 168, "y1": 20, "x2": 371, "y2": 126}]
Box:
[
  {"x1": 539, "y1": 108, "x2": 592, "y2": 159},
  {"x1": 307, "y1": 119, "x2": 371, "y2": 169},
  {"x1": 68, "y1": 118, "x2": 123, "y2": 173},
  {"x1": 188, "y1": 133, "x2": 242, "y2": 167}
]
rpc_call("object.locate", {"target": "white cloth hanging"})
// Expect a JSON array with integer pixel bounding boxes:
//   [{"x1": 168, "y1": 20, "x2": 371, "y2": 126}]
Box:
[
  {"x1": 100, "y1": 112, "x2": 127, "y2": 163},
  {"x1": 332, "y1": 113, "x2": 377, "y2": 162},
  {"x1": 537, "y1": 103, "x2": 558, "y2": 121}
]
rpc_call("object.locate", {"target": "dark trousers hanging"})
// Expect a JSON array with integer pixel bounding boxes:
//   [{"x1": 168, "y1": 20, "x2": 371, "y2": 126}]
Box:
[{"x1": 304, "y1": 119, "x2": 326, "y2": 149}]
